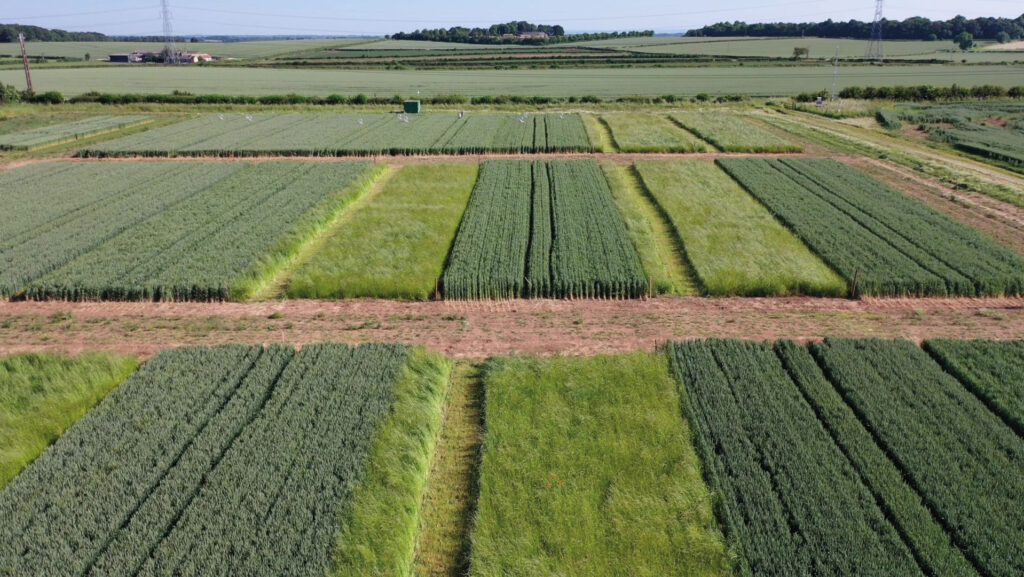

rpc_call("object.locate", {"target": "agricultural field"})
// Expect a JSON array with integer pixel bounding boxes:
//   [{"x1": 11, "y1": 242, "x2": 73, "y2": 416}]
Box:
[
  {"x1": 670, "y1": 111, "x2": 802, "y2": 152},
  {"x1": 0, "y1": 160, "x2": 376, "y2": 300},
  {"x1": 441, "y1": 159, "x2": 647, "y2": 299},
  {"x1": 3, "y1": 64, "x2": 1022, "y2": 98},
  {"x1": 0, "y1": 115, "x2": 149, "y2": 150},
  {"x1": 889, "y1": 102, "x2": 1024, "y2": 171},
  {"x1": 7, "y1": 38, "x2": 372, "y2": 60},
  {"x1": 470, "y1": 353, "x2": 729, "y2": 576},
  {"x1": 718, "y1": 157, "x2": 1024, "y2": 296},
  {"x1": 635, "y1": 159, "x2": 845, "y2": 296},
  {"x1": 0, "y1": 342, "x2": 449, "y2": 576},
  {"x1": 80, "y1": 112, "x2": 593, "y2": 157},
  {"x1": 600, "y1": 113, "x2": 707, "y2": 152},
  {"x1": 284, "y1": 164, "x2": 478, "y2": 299}
]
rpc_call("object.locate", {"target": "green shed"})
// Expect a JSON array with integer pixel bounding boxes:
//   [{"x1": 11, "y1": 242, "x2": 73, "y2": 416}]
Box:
[{"x1": 403, "y1": 100, "x2": 422, "y2": 114}]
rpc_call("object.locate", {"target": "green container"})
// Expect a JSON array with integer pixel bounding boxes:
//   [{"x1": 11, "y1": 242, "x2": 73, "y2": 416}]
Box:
[{"x1": 403, "y1": 100, "x2": 421, "y2": 114}]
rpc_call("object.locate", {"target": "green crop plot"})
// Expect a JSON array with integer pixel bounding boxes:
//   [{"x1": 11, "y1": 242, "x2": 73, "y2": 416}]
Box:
[
  {"x1": 717, "y1": 157, "x2": 1024, "y2": 296},
  {"x1": 80, "y1": 112, "x2": 593, "y2": 157},
  {"x1": 0, "y1": 115, "x2": 149, "y2": 150},
  {"x1": 600, "y1": 113, "x2": 707, "y2": 152},
  {"x1": 470, "y1": 353, "x2": 730, "y2": 577},
  {"x1": 0, "y1": 161, "x2": 375, "y2": 301},
  {"x1": 286, "y1": 164, "x2": 478, "y2": 300},
  {"x1": 812, "y1": 338, "x2": 1024, "y2": 577},
  {"x1": 0, "y1": 343, "x2": 425, "y2": 577},
  {"x1": 0, "y1": 352, "x2": 139, "y2": 489},
  {"x1": 924, "y1": 339, "x2": 1024, "y2": 437},
  {"x1": 670, "y1": 112, "x2": 802, "y2": 152},
  {"x1": 442, "y1": 159, "x2": 647, "y2": 299},
  {"x1": 636, "y1": 160, "x2": 845, "y2": 296}
]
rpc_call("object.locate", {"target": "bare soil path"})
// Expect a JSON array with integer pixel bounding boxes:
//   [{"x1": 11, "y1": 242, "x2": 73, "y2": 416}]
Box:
[{"x1": 3, "y1": 297, "x2": 1022, "y2": 359}]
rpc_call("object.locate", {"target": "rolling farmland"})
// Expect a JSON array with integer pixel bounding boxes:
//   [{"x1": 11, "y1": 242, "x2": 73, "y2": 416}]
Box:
[
  {"x1": 79, "y1": 112, "x2": 593, "y2": 157},
  {"x1": 0, "y1": 161, "x2": 375, "y2": 300},
  {"x1": 442, "y1": 159, "x2": 647, "y2": 299},
  {"x1": 0, "y1": 115, "x2": 149, "y2": 150},
  {"x1": 717, "y1": 157, "x2": 1024, "y2": 296}
]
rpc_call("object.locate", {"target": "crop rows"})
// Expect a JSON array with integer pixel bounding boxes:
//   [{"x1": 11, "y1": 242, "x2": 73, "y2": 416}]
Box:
[
  {"x1": 669, "y1": 339, "x2": 921, "y2": 577},
  {"x1": 717, "y1": 157, "x2": 1024, "y2": 296},
  {"x1": 0, "y1": 161, "x2": 372, "y2": 301},
  {"x1": 78, "y1": 112, "x2": 593, "y2": 157},
  {"x1": 670, "y1": 338, "x2": 1024, "y2": 577},
  {"x1": 0, "y1": 343, "x2": 408, "y2": 577},
  {"x1": 442, "y1": 159, "x2": 646, "y2": 299},
  {"x1": 670, "y1": 111, "x2": 802, "y2": 153},
  {"x1": 0, "y1": 115, "x2": 149, "y2": 150}
]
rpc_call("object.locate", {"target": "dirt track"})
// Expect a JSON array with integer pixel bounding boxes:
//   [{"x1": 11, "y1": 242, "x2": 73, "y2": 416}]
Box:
[{"x1": 2, "y1": 296, "x2": 1022, "y2": 359}]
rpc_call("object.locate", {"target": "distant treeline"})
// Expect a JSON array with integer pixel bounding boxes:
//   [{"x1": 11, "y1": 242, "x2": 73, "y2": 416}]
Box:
[
  {"x1": 796, "y1": 84, "x2": 1024, "y2": 102},
  {"x1": 687, "y1": 14, "x2": 1024, "y2": 41},
  {"x1": 0, "y1": 24, "x2": 182, "y2": 43},
  {"x1": 390, "y1": 21, "x2": 653, "y2": 45}
]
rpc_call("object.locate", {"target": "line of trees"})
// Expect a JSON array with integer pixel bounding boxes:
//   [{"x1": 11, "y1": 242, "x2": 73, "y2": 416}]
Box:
[
  {"x1": 0, "y1": 24, "x2": 183, "y2": 43},
  {"x1": 686, "y1": 14, "x2": 1024, "y2": 41},
  {"x1": 390, "y1": 22, "x2": 653, "y2": 45}
]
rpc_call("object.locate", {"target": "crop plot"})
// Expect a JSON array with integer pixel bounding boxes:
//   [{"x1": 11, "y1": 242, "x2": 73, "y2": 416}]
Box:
[
  {"x1": 78, "y1": 112, "x2": 593, "y2": 157},
  {"x1": 0, "y1": 343, "x2": 414, "y2": 576},
  {"x1": 717, "y1": 157, "x2": 1024, "y2": 296},
  {"x1": 670, "y1": 111, "x2": 801, "y2": 152},
  {"x1": 894, "y1": 102, "x2": 1024, "y2": 171},
  {"x1": 470, "y1": 353, "x2": 729, "y2": 577},
  {"x1": 441, "y1": 159, "x2": 647, "y2": 299},
  {"x1": 0, "y1": 115, "x2": 150, "y2": 150},
  {"x1": 635, "y1": 159, "x2": 845, "y2": 296},
  {"x1": 600, "y1": 113, "x2": 707, "y2": 152},
  {"x1": 0, "y1": 161, "x2": 374, "y2": 301}
]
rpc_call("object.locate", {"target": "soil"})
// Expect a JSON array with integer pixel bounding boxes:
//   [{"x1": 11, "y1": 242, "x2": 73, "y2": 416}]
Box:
[{"x1": 2, "y1": 296, "x2": 1022, "y2": 359}]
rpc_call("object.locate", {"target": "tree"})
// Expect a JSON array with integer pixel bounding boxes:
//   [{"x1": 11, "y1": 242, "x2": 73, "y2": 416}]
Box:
[
  {"x1": 84, "y1": 52, "x2": 90, "y2": 61},
  {"x1": 0, "y1": 81, "x2": 21, "y2": 104},
  {"x1": 792, "y1": 47, "x2": 809, "y2": 59},
  {"x1": 954, "y1": 31, "x2": 974, "y2": 50},
  {"x1": 996, "y1": 31, "x2": 1011, "y2": 43}
]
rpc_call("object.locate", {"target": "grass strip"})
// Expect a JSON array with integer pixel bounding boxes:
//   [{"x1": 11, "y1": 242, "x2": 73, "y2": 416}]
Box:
[{"x1": 601, "y1": 112, "x2": 707, "y2": 152}]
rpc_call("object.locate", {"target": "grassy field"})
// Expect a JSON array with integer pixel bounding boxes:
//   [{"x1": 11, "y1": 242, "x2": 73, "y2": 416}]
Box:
[
  {"x1": 285, "y1": 164, "x2": 478, "y2": 300},
  {"x1": 601, "y1": 113, "x2": 707, "y2": 152},
  {"x1": 7, "y1": 38, "x2": 371, "y2": 60},
  {"x1": 470, "y1": 353, "x2": 730, "y2": 576},
  {"x1": 3, "y1": 64, "x2": 1021, "y2": 97},
  {"x1": 636, "y1": 159, "x2": 846, "y2": 296},
  {"x1": 0, "y1": 352, "x2": 138, "y2": 488}
]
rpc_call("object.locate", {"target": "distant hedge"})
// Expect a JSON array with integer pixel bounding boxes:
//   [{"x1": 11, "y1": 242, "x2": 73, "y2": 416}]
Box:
[{"x1": 796, "y1": 84, "x2": 1024, "y2": 102}]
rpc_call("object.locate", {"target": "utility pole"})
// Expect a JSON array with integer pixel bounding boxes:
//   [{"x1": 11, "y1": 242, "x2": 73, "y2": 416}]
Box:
[
  {"x1": 18, "y1": 33, "x2": 33, "y2": 93},
  {"x1": 865, "y1": 0, "x2": 884, "y2": 61},
  {"x1": 830, "y1": 47, "x2": 839, "y2": 104}
]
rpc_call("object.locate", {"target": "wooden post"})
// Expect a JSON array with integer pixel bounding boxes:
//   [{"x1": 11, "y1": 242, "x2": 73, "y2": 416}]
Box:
[{"x1": 850, "y1": 268, "x2": 860, "y2": 299}]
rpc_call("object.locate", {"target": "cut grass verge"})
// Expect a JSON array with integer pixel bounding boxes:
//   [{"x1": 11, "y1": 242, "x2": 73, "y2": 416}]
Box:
[
  {"x1": 285, "y1": 164, "x2": 478, "y2": 300},
  {"x1": 601, "y1": 112, "x2": 707, "y2": 152},
  {"x1": 331, "y1": 348, "x2": 452, "y2": 576},
  {"x1": 581, "y1": 113, "x2": 616, "y2": 152},
  {"x1": 413, "y1": 362, "x2": 485, "y2": 577},
  {"x1": 469, "y1": 353, "x2": 730, "y2": 577},
  {"x1": 0, "y1": 351, "x2": 139, "y2": 488},
  {"x1": 636, "y1": 159, "x2": 847, "y2": 296}
]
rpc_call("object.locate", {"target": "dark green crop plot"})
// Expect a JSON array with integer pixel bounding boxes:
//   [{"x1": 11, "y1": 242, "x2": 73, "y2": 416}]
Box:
[
  {"x1": 924, "y1": 339, "x2": 1024, "y2": 438},
  {"x1": 79, "y1": 112, "x2": 593, "y2": 157},
  {"x1": 0, "y1": 161, "x2": 374, "y2": 301},
  {"x1": 812, "y1": 338, "x2": 1024, "y2": 577},
  {"x1": 442, "y1": 159, "x2": 646, "y2": 299},
  {"x1": 775, "y1": 341, "x2": 979, "y2": 577},
  {"x1": 0, "y1": 342, "x2": 409, "y2": 577},
  {"x1": 717, "y1": 157, "x2": 1024, "y2": 296},
  {"x1": 668, "y1": 339, "x2": 921, "y2": 577}
]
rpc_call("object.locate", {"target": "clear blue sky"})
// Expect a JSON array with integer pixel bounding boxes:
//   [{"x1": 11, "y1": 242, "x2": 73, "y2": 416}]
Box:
[{"x1": 6, "y1": 1, "x2": 1023, "y2": 37}]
